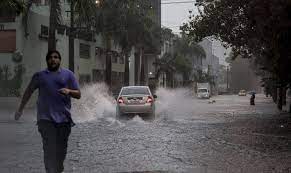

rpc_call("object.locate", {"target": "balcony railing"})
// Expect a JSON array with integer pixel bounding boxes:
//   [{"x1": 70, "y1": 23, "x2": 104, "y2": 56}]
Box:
[{"x1": 0, "y1": 17, "x2": 16, "y2": 23}]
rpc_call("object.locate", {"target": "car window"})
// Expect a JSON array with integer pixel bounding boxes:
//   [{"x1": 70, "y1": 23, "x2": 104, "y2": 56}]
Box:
[
  {"x1": 198, "y1": 89, "x2": 208, "y2": 93},
  {"x1": 121, "y1": 87, "x2": 150, "y2": 95}
]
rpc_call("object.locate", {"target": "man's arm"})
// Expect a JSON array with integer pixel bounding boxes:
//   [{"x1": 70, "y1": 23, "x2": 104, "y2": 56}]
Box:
[
  {"x1": 15, "y1": 73, "x2": 38, "y2": 120},
  {"x1": 62, "y1": 71, "x2": 81, "y2": 99},
  {"x1": 18, "y1": 87, "x2": 34, "y2": 112},
  {"x1": 15, "y1": 87, "x2": 35, "y2": 120},
  {"x1": 69, "y1": 89, "x2": 81, "y2": 99},
  {"x1": 58, "y1": 88, "x2": 81, "y2": 99}
]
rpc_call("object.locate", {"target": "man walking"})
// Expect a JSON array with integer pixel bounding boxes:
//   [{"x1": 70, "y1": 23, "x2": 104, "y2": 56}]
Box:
[{"x1": 14, "y1": 50, "x2": 81, "y2": 173}]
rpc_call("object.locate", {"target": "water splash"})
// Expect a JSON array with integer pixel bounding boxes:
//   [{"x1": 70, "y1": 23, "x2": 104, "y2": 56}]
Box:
[
  {"x1": 155, "y1": 87, "x2": 196, "y2": 121},
  {"x1": 71, "y1": 85, "x2": 204, "y2": 124},
  {"x1": 71, "y1": 83, "x2": 116, "y2": 123}
]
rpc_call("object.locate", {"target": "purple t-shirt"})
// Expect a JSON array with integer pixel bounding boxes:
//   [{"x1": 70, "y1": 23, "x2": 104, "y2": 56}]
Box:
[{"x1": 29, "y1": 68, "x2": 79, "y2": 123}]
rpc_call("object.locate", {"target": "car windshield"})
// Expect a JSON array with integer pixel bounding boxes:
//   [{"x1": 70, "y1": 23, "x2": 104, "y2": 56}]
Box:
[
  {"x1": 121, "y1": 87, "x2": 150, "y2": 95},
  {"x1": 198, "y1": 89, "x2": 208, "y2": 93}
]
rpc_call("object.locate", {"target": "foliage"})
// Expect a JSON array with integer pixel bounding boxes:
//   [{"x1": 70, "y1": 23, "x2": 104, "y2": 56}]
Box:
[
  {"x1": 182, "y1": 0, "x2": 291, "y2": 86},
  {"x1": 95, "y1": 0, "x2": 161, "y2": 53},
  {"x1": 174, "y1": 34, "x2": 205, "y2": 58},
  {"x1": 161, "y1": 27, "x2": 175, "y2": 43},
  {"x1": 174, "y1": 54, "x2": 192, "y2": 80},
  {"x1": 72, "y1": 0, "x2": 98, "y2": 29},
  {"x1": 0, "y1": 0, "x2": 26, "y2": 15},
  {"x1": 156, "y1": 28, "x2": 207, "y2": 82},
  {"x1": 0, "y1": 64, "x2": 25, "y2": 97}
]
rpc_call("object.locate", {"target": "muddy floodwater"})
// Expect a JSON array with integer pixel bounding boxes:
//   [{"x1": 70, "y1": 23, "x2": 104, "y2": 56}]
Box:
[{"x1": 0, "y1": 84, "x2": 290, "y2": 173}]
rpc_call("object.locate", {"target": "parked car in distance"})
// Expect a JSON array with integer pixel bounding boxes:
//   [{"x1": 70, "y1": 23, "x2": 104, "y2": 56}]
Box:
[
  {"x1": 197, "y1": 82, "x2": 211, "y2": 99},
  {"x1": 116, "y1": 86, "x2": 157, "y2": 119},
  {"x1": 238, "y1": 90, "x2": 247, "y2": 96}
]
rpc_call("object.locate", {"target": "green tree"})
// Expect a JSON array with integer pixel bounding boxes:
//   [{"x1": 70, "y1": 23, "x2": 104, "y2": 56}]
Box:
[
  {"x1": 0, "y1": 0, "x2": 26, "y2": 14},
  {"x1": 156, "y1": 28, "x2": 206, "y2": 86},
  {"x1": 95, "y1": 0, "x2": 161, "y2": 86},
  {"x1": 182, "y1": 0, "x2": 291, "y2": 110},
  {"x1": 47, "y1": 0, "x2": 96, "y2": 69}
]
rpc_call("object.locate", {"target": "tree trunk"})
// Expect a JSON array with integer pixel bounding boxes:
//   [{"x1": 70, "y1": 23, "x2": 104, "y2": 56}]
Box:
[
  {"x1": 277, "y1": 87, "x2": 283, "y2": 110},
  {"x1": 140, "y1": 47, "x2": 145, "y2": 85},
  {"x1": 105, "y1": 36, "x2": 112, "y2": 89},
  {"x1": 272, "y1": 86, "x2": 277, "y2": 103},
  {"x1": 283, "y1": 87, "x2": 287, "y2": 105},
  {"x1": 135, "y1": 48, "x2": 142, "y2": 85},
  {"x1": 68, "y1": 1, "x2": 75, "y2": 72},
  {"x1": 124, "y1": 51, "x2": 130, "y2": 86},
  {"x1": 48, "y1": 0, "x2": 58, "y2": 51}
]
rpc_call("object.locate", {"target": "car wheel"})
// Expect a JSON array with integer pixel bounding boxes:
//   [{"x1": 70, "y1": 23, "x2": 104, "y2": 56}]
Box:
[
  {"x1": 116, "y1": 111, "x2": 123, "y2": 120},
  {"x1": 147, "y1": 112, "x2": 155, "y2": 121}
]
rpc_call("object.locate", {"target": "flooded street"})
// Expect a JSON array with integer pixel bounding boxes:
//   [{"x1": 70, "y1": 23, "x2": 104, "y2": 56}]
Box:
[
  {"x1": 1, "y1": 84, "x2": 291, "y2": 172},
  {"x1": 67, "y1": 85, "x2": 291, "y2": 172}
]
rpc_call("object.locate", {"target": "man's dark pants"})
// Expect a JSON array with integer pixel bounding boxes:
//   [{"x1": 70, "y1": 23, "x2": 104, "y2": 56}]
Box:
[{"x1": 38, "y1": 120, "x2": 71, "y2": 173}]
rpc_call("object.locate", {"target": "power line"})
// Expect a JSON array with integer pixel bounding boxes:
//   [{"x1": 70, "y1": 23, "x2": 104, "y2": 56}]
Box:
[
  {"x1": 164, "y1": 25, "x2": 181, "y2": 28},
  {"x1": 161, "y1": 1, "x2": 196, "y2": 5}
]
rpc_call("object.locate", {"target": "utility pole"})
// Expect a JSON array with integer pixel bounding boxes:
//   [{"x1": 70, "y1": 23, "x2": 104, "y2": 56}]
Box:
[
  {"x1": 226, "y1": 66, "x2": 229, "y2": 92},
  {"x1": 68, "y1": 1, "x2": 75, "y2": 72}
]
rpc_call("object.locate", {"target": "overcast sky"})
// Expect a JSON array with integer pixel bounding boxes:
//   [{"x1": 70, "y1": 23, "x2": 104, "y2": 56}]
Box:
[
  {"x1": 161, "y1": 1, "x2": 230, "y2": 66},
  {"x1": 161, "y1": 1, "x2": 198, "y2": 34}
]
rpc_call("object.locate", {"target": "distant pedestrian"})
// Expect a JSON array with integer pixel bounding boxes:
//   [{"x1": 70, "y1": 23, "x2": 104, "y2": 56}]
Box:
[
  {"x1": 250, "y1": 93, "x2": 255, "y2": 105},
  {"x1": 14, "y1": 50, "x2": 81, "y2": 173}
]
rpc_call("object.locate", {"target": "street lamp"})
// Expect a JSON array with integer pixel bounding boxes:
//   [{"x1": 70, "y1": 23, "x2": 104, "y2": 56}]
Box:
[
  {"x1": 95, "y1": 0, "x2": 101, "y2": 6},
  {"x1": 226, "y1": 65, "x2": 229, "y2": 92}
]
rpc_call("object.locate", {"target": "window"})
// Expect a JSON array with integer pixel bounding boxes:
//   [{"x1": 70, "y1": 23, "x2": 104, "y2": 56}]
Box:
[
  {"x1": 57, "y1": 25, "x2": 65, "y2": 35},
  {"x1": 0, "y1": 30, "x2": 16, "y2": 53},
  {"x1": 80, "y1": 43, "x2": 90, "y2": 59},
  {"x1": 79, "y1": 74, "x2": 91, "y2": 85},
  {"x1": 40, "y1": 25, "x2": 48, "y2": 36},
  {"x1": 92, "y1": 69, "x2": 104, "y2": 82},
  {"x1": 0, "y1": 8, "x2": 16, "y2": 22},
  {"x1": 32, "y1": 0, "x2": 41, "y2": 4},
  {"x1": 111, "y1": 72, "x2": 118, "y2": 80},
  {"x1": 119, "y1": 56, "x2": 124, "y2": 64},
  {"x1": 33, "y1": 0, "x2": 49, "y2": 5},
  {"x1": 112, "y1": 55, "x2": 118, "y2": 63},
  {"x1": 121, "y1": 87, "x2": 150, "y2": 95}
]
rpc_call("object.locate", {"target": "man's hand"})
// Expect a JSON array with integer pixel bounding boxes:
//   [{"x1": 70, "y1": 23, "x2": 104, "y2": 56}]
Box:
[
  {"x1": 58, "y1": 88, "x2": 71, "y2": 95},
  {"x1": 59, "y1": 88, "x2": 81, "y2": 99},
  {"x1": 14, "y1": 111, "x2": 22, "y2": 120}
]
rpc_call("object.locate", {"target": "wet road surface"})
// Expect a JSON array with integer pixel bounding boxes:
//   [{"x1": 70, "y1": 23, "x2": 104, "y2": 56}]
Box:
[{"x1": 0, "y1": 86, "x2": 290, "y2": 172}]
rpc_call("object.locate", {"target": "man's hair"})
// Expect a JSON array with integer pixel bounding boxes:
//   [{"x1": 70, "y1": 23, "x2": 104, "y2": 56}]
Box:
[{"x1": 46, "y1": 50, "x2": 62, "y2": 61}]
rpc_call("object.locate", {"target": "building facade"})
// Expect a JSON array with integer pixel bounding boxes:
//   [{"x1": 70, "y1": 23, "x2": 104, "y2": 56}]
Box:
[
  {"x1": 0, "y1": 1, "x2": 126, "y2": 107},
  {"x1": 198, "y1": 38, "x2": 220, "y2": 95}
]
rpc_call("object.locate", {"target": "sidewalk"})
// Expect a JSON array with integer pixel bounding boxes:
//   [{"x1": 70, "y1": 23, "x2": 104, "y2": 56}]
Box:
[
  {"x1": 0, "y1": 108, "x2": 44, "y2": 173},
  {"x1": 0, "y1": 108, "x2": 36, "y2": 122}
]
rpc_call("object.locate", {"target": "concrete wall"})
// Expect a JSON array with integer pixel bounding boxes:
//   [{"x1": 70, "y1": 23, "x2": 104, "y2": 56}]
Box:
[{"x1": 129, "y1": 47, "x2": 135, "y2": 86}]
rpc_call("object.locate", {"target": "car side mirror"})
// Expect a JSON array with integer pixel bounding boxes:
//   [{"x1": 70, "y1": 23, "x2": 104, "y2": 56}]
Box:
[{"x1": 153, "y1": 95, "x2": 157, "y2": 99}]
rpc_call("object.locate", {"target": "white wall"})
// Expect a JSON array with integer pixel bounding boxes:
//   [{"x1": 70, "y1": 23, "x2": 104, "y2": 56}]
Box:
[{"x1": 129, "y1": 47, "x2": 135, "y2": 86}]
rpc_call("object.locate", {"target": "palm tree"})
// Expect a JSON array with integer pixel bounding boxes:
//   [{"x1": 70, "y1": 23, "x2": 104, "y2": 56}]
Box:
[
  {"x1": 48, "y1": 0, "x2": 97, "y2": 67},
  {"x1": 0, "y1": 0, "x2": 26, "y2": 13},
  {"x1": 48, "y1": 0, "x2": 60, "y2": 50},
  {"x1": 0, "y1": 0, "x2": 32, "y2": 37},
  {"x1": 96, "y1": 0, "x2": 160, "y2": 86},
  {"x1": 68, "y1": 0, "x2": 97, "y2": 72}
]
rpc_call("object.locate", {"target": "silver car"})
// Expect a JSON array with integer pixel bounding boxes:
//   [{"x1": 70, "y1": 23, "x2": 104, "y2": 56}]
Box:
[{"x1": 116, "y1": 86, "x2": 157, "y2": 119}]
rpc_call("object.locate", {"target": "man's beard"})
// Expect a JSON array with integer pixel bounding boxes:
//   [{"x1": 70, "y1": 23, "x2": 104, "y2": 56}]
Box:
[{"x1": 47, "y1": 63, "x2": 60, "y2": 71}]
